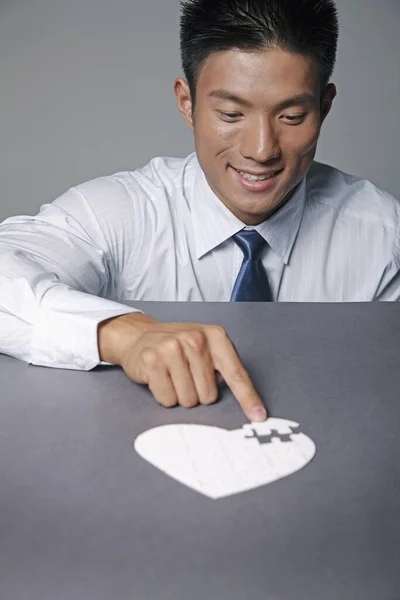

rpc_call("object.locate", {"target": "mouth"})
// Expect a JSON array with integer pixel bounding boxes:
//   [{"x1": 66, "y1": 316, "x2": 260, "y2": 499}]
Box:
[{"x1": 230, "y1": 166, "x2": 284, "y2": 192}]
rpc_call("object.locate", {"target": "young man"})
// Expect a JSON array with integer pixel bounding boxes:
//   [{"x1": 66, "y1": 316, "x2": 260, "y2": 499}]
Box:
[{"x1": 0, "y1": 0, "x2": 399, "y2": 421}]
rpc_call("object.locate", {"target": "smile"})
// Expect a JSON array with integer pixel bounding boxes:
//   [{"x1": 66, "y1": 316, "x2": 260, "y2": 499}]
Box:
[
  {"x1": 236, "y1": 169, "x2": 281, "y2": 181},
  {"x1": 230, "y1": 166, "x2": 284, "y2": 193}
]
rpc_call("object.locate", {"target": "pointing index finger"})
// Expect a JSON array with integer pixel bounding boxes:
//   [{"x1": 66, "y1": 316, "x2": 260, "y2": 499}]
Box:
[{"x1": 207, "y1": 327, "x2": 267, "y2": 422}]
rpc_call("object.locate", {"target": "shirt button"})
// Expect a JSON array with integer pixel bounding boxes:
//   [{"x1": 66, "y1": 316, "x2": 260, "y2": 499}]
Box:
[{"x1": 74, "y1": 359, "x2": 85, "y2": 369}]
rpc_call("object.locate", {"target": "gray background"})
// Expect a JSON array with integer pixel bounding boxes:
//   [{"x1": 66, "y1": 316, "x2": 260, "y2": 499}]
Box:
[{"x1": 0, "y1": 0, "x2": 399, "y2": 222}]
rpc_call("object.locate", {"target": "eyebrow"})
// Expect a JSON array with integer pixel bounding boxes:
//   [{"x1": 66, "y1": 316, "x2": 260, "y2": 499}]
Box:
[{"x1": 208, "y1": 89, "x2": 316, "y2": 110}]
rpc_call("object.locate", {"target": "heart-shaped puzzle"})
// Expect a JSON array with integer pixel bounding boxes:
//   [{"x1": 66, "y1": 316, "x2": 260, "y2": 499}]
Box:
[{"x1": 134, "y1": 418, "x2": 316, "y2": 499}]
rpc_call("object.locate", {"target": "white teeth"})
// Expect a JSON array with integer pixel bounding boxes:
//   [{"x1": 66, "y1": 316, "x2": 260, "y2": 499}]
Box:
[{"x1": 238, "y1": 170, "x2": 277, "y2": 181}]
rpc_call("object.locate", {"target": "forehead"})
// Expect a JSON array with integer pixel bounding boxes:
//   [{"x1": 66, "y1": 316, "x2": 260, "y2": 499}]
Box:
[{"x1": 196, "y1": 47, "x2": 320, "y2": 103}]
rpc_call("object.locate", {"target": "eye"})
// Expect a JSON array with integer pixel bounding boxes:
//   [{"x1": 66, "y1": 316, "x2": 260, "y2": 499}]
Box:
[
  {"x1": 220, "y1": 112, "x2": 241, "y2": 120},
  {"x1": 282, "y1": 114, "x2": 307, "y2": 124}
]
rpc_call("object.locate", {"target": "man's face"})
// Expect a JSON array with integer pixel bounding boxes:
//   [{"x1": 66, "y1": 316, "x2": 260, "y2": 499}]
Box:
[{"x1": 175, "y1": 47, "x2": 336, "y2": 225}]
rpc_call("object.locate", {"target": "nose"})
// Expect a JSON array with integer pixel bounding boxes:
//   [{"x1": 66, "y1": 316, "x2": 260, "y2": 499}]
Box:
[{"x1": 239, "y1": 115, "x2": 281, "y2": 164}]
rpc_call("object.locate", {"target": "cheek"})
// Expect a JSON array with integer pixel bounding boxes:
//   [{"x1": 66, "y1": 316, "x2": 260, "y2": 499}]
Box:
[
  {"x1": 195, "y1": 113, "x2": 238, "y2": 150},
  {"x1": 284, "y1": 124, "x2": 320, "y2": 159}
]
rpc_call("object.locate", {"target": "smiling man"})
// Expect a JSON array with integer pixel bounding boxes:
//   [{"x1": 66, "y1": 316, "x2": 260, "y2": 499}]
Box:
[
  {"x1": 175, "y1": 47, "x2": 335, "y2": 225},
  {"x1": 0, "y1": 0, "x2": 399, "y2": 421}
]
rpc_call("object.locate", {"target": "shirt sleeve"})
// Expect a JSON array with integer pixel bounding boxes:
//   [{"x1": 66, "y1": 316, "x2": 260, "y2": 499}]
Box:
[{"x1": 0, "y1": 177, "x2": 142, "y2": 370}]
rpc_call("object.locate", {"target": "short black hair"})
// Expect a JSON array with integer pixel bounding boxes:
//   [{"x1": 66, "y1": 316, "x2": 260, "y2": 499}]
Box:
[{"x1": 180, "y1": 0, "x2": 339, "y2": 109}]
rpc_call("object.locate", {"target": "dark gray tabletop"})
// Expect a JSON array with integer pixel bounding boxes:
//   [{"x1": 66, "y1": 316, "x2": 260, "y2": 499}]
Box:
[{"x1": 1, "y1": 301, "x2": 400, "y2": 600}]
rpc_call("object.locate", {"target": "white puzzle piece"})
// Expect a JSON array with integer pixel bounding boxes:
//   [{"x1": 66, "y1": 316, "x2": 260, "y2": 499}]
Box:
[{"x1": 134, "y1": 418, "x2": 316, "y2": 499}]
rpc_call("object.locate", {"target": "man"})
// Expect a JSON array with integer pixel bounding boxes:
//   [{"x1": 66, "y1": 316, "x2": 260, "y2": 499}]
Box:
[{"x1": 0, "y1": 0, "x2": 399, "y2": 422}]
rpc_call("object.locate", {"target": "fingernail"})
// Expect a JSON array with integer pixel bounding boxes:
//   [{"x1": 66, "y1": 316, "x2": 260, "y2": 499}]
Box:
[{"x1": 250, "y1": 406, "x2": 267, "y2": 422}]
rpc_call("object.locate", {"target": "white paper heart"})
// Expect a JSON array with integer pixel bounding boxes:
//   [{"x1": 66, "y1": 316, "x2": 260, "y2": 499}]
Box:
[{"x1": 134, "y1": 418, "x2": 316, "y2": 499}]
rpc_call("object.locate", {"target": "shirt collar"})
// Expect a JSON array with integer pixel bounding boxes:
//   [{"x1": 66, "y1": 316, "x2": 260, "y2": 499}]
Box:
[{"x1": 189, "y1": 155, "x2": 307, "y2": 264}]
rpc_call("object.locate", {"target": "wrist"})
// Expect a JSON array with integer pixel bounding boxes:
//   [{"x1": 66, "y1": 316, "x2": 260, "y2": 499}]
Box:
[{"x1": 98, "y1": 312, "x2": 158, "y2": 365}]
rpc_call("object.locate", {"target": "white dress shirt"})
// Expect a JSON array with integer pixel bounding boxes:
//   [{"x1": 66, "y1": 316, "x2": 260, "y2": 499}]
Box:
[{"x1": 0, "y1": 152, "x2": 399, "y2": 370}]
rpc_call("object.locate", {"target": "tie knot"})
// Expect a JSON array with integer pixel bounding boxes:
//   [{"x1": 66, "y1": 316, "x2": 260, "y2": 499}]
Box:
[{"x1": 232, "y1": 230, "x2": 267, "y2": 261}]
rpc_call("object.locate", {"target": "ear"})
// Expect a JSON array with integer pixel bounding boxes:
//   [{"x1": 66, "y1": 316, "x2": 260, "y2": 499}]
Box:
[
  {"x1": 174, "y1": 78, "x2": 194, "y2": 132},
  {"x1": 320, "y1": 83, "x2": 337, "y2": 124}
]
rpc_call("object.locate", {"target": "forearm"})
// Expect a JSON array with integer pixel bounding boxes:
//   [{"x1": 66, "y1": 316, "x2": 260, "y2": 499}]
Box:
[
  {"x1": 0, "y1": 249, "x2": 141, "y2": 369},
  {"x1": 0, "y1": 279, "x2": 142, "y2": 370}
]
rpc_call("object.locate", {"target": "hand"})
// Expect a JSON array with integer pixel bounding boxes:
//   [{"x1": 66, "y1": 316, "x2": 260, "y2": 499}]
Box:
[{"x1": 98, "y1": 313, "x2": 267, "y2": 422}]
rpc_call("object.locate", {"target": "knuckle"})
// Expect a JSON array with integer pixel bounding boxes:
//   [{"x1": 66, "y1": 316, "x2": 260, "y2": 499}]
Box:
[
  {"x1": 201, "y1": 389, "x2": 219, "y2": 406},
  {"x1": 231, "y1": 366, "x2": 250, "y2": 384},
  {"x1": 159, "y1": 397, "x2": 178, "y2": 408},
  {"x1": 179, "y1": 386, "x2": 200, "y2": 408},
  {"x1": 162, "y1": 337, "x2": 183, "y2": 356},
  {"x1": 180, "y1": 330, "x2": 207, "y2": 351},
  {"x1": 141, "y1": 348, "x2": 160, "y2": 368},
  {"x1": 208, "y1": 324, "x2": 230, "y2": 344},
  {"x1": 210, "y1": 324, "x2": 228, "y2": 338},
  {"x1": 149, "y1": 385, "x2": 178, "y2": 408},
  {"x1": 182, "y1": 398, "x2": 199, "y2": 409}
]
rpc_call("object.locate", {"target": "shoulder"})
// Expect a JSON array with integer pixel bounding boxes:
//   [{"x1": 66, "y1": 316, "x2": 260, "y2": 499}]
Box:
[
  {"x1": 306, "y1": 161, "x2": 400, "y2": 229},
  {"x1": 101, "y1": 153, "x2": 195, "y2": 200},
  {"x1": 71, "y1": 153, "x2": 195, "y2": 207}
]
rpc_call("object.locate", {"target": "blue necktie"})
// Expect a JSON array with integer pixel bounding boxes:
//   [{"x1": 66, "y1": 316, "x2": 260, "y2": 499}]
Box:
[{"x1": 230, "y1": 230, "x2": 272, "y2": 302}]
